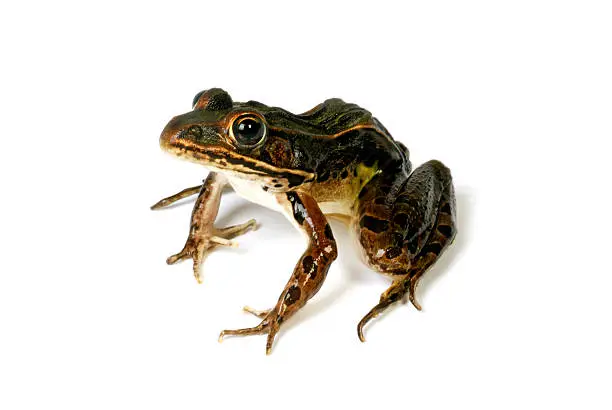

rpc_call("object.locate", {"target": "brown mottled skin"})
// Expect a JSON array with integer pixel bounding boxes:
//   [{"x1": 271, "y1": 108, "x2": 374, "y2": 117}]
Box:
[{"x1": 153, "y1": 88, "x2": 457, "y2": 354}]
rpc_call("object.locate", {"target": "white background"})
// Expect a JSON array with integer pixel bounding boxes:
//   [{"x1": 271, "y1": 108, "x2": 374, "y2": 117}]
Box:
[{"x1": 1, "y1": 1, "x2": 611, "y2": 409}]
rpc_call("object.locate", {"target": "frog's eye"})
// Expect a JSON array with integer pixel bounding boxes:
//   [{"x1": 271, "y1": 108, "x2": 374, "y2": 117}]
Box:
[{"x1": 231, "y1": 115, "x2": 267, "y2": 147}]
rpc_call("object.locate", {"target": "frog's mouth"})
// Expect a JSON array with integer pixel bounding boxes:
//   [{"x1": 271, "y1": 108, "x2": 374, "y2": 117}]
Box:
[{"x1": 160, "y1": 123, "x2": 315, "y2": 189}]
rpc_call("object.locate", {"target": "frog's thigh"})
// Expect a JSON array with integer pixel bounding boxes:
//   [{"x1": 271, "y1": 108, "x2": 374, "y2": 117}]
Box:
[{"x1": 355, "y1": 160, "x2": 457, "y2": 341}]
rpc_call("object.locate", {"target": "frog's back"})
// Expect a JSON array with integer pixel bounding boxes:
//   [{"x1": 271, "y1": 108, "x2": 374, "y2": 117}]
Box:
[
  {"x1": 240, "y1": 98, "x2": 411, "y2": 207},
  {"x1": 244, "y1": 98, "x2": 377, "y2": 137},
  {"x1": 262, "y1": 99, "x2": 412, "y2": 215},
  {"x1": 296, "y1": 98, "x2": 377, "y2": 134}
]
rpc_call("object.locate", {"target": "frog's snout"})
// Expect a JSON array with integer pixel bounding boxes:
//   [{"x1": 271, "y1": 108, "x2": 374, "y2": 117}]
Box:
[{"x1": 159, "y1": 116, "x2": 183, "y2": 151}]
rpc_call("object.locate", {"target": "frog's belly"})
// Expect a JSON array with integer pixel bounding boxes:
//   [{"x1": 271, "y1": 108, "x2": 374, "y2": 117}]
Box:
[
  {"x1": 227, "y1": 177, "x2": 353, "y2": 217},
  {"x1": 227, "y1": 177, "x2": 283, "y2": 212}
]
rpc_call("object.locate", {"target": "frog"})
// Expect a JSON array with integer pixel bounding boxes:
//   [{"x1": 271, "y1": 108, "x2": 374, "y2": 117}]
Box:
[{"x1": 152, "y1": 88, "x2": 457, "y2": 354}]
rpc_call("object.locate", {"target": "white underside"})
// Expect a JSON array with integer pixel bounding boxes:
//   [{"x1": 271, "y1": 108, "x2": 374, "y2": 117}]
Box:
[
  {"x1": 227, "y1": 177, "x2": 352, "y2": 216},
  {"x1": 227, "y1": 177, "x2": 284, "y2": 212}
]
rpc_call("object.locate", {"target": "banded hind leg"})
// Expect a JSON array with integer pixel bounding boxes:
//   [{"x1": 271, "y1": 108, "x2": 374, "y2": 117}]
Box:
[{"x1": 355, "y1": 160, "x2": 457, "y2": 341}]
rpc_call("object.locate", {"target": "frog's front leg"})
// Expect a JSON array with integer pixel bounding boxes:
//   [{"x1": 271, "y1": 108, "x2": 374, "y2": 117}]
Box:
[
  {"x1": 218, "y1": 192, "x2": 337, "y2": 354},
  {"x1": 163, "y1": 172, "x2": 256, "y2": 283}
]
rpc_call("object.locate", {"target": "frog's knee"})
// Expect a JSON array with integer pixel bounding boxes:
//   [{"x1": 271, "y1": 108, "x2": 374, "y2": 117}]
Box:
[{"x1": 421, "y1": 159, "x2": 452, "y2": 183}]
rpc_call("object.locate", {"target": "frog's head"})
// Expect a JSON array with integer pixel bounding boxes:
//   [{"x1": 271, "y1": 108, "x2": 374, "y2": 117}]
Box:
[{"x1": 160, "y1": 88, "x2": 315, "y2": 189}]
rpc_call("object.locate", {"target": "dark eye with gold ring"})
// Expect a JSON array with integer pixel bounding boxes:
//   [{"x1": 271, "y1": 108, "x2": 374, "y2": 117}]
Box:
[{"x1": 231, "y1": 115, "x2": 266, "y2": 146}]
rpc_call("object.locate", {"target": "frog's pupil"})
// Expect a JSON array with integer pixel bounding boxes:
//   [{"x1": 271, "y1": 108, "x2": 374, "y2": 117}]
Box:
[
  {"x1": 233, "y1": 117, "x2": 264, "y2": 145},
  {"x1": 238, "y1": 120, "x2": 259, "y2": 137}
]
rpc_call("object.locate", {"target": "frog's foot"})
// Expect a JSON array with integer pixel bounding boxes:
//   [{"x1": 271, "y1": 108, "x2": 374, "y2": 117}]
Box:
[
  {"x1": 218, "y1": 311, "x2": 280, "y2": 355},
  {"x1": 166, "y1": 219, "x2": 257, "y2": 283}
]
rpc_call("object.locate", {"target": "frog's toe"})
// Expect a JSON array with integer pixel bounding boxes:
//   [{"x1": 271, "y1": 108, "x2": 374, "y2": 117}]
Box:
[
  {"x1": 265, "y1": 330, "x2": 278, "y2": 355},
  {"x1": 242, "y1": 306, "x2": 272, "y2": 319},
  {"x1": 166, "y1": 239, "x2": 203, "y2": 264},
  {"x1": 357, "y1": 295, "x2": 397, "y2": 343},
  {"x1": 357, "y1": 309, "x2": 376, "y2": 343},
  {"x1": 166, "y1": 248, "x2": 192, "y2": 265},
  {"x1": 218, "y1": 322, "x2": 267, "y2": 341},
  {"x1": 408, "y1": 281, "x2": 423, "y2": 311},
  {"x1": 191, "y1": 258, "x2": 205, "y2": 284},
  {"x1": 215, "y1": 219, "x2": 257, "y2": 240},
  {"x1": 209, "y1": 236, "x2": 238, "y2": 248},
  {"x1": 165, "y1": 240, "x2": 210, "y2": 283},
  {"x1": 151, "y1": 185, "x2": 202, "y2": 210}
]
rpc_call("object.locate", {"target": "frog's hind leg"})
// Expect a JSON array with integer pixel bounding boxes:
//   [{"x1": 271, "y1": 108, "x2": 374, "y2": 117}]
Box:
[{"x1": 355, "y1": 160, "x2": 456, "y2": 342}]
